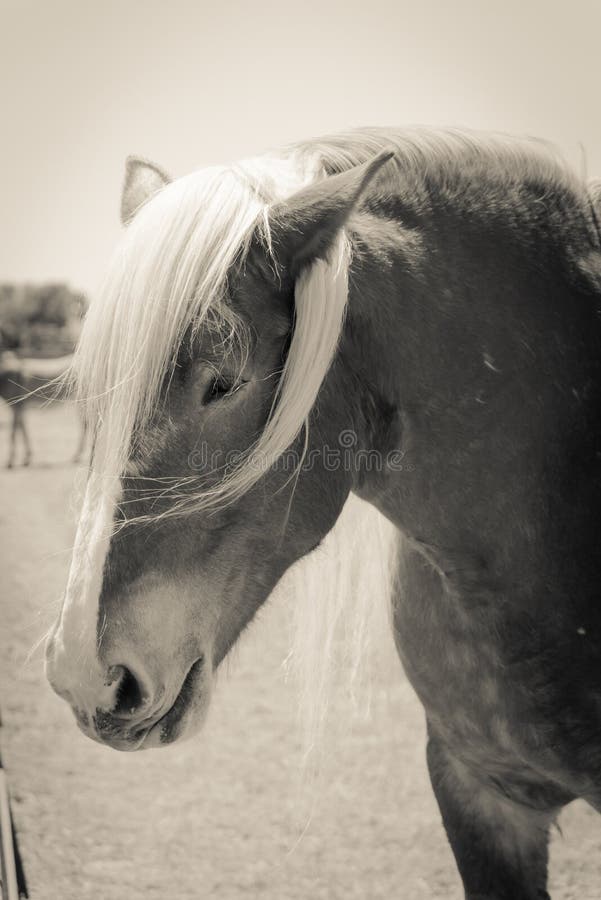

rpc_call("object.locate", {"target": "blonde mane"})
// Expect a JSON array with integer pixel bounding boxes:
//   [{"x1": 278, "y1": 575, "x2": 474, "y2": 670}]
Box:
[{"x1": 74, "y1": 150, "x2": 353, "y2": 512}]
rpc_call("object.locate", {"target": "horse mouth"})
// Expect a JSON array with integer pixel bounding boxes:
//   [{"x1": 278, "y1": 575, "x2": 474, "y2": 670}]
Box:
[
  {"x1": 147, "y1": 656, "x2": 205, "y2": 745},
  {"x1": 83, "y1": 658, "x2": 206, "y2": 751}
]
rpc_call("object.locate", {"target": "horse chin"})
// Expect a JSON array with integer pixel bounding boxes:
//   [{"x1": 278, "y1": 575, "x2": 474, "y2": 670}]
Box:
[{"x1": 140, "y1": 657, "x2": 212, "y2": 750}]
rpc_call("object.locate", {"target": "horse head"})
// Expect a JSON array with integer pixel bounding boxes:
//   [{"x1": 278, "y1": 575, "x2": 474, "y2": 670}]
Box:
[{"x1": 45, "y1": 148, "x2": 394, "y2": 750}]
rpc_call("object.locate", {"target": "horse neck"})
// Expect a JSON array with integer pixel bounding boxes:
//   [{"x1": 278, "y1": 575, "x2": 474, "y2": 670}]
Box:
[{"x1": 337, "y1": 186, "x2": 601, "y2": 579}]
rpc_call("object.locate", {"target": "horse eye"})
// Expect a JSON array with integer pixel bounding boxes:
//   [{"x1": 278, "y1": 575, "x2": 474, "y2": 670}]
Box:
[{"x1": 204, "y1": 376, "x2": 232, "y2": 404}]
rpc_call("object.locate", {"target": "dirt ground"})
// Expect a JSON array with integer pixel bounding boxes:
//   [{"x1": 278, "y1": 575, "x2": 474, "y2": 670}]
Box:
[{"x1": 1, "y1": 403, "x2": 600, "y2": 900}]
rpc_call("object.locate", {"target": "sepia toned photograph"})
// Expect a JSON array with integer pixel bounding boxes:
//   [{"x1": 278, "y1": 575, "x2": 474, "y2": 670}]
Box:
[{"x1": 1, "y1": 1, "x2": 601, "y2": 898}]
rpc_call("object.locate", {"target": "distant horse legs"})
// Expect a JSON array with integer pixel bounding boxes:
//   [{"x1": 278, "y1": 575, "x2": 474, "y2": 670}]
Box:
[
  {"x1": 426, "y1": 728, "x2": 567, "y2": 900},
  {"x1": 7, "y1": 406, "x2": 31, "y2": 468}
]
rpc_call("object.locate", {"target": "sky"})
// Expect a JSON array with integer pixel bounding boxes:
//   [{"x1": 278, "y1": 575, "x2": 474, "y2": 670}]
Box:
[{"x1": 2, "y1": 0, "x2": 600, "y2": 297}]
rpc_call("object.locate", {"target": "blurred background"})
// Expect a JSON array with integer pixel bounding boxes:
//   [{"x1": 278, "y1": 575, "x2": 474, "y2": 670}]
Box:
[{"x1": 1, "y1": 1, "x2": 601, "y2": 898}]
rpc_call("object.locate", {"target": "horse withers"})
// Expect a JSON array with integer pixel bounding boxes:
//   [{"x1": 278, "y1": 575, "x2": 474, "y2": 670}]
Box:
[{"x1": 45, "y1": 128, "x2": 601, "y2": 899}]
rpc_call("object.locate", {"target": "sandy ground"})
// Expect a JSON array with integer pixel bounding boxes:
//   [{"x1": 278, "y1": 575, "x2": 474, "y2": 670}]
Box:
[{"x1": 1, "y1": 403, "x2": 601, "y2": 900}]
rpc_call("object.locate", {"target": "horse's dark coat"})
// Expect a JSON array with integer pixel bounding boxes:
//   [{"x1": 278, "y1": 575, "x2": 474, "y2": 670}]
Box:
[
  {"x1": 329, "y1": 131, "x2": 601, "y2": 898},
  {"x1": 283, "y1": 130, "x2": 601, "y2": 897}
]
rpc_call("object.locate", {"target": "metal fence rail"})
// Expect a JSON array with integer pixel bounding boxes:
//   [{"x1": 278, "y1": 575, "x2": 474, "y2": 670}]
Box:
[{"x1": 0, "y1": 714, "x2": 27, "y2": 900}]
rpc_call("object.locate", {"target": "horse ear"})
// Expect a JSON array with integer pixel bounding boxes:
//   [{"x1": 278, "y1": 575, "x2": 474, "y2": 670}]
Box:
[
  {"x1": 121, "y1": 157, "x2": 172, "y2": 226},
  {"x1": 267, "y1": 149, "x2": 396, "y2": 278}
]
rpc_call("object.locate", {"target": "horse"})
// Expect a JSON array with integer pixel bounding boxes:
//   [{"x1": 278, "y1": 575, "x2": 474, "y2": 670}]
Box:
[
  {"x1": 0, "y1": 350, "x2": 88, "y2": 467},
  {"x1": 0, "y1": 350, "x2": 33, "y2": 467},
  {"x1": 44, "y1": 127, "x2": 601, "y2": 900}
]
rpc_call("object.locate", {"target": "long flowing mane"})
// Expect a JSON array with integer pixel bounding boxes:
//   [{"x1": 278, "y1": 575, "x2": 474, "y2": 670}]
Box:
[{"x1": 72, "y1": 127, "x2": 594, "y2": 750}]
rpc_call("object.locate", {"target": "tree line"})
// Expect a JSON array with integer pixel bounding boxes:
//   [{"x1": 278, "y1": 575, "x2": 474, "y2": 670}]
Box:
[{"x1": 0, "y1": 283, "x2": 87, "y2": 356}]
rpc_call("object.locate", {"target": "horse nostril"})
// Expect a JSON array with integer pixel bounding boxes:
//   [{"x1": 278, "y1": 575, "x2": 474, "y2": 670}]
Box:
[{"x1": 108, "y1": 665, "x2": 147, "y2": 717}]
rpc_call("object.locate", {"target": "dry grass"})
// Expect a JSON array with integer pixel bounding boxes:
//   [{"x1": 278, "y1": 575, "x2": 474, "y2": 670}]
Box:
[{"x1": 0, "y1": 403, "x2": 600, "y2": 899}]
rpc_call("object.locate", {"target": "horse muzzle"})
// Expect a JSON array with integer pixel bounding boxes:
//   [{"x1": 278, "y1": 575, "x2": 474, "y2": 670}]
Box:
[{"x1": 46, "y1": 627, "x2": 208, "y2": 751}]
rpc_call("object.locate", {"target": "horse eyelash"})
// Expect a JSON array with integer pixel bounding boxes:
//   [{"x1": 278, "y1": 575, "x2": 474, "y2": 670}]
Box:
[
  {"x1": 173, "y1": 358, "x2": 244, "y2": 404},
  {"x1": 204, "y1": 376, "x2": 231, "y2": 404},
  {"x1": 204, "y1": 374, "x2": 247, "y2": 405}
]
